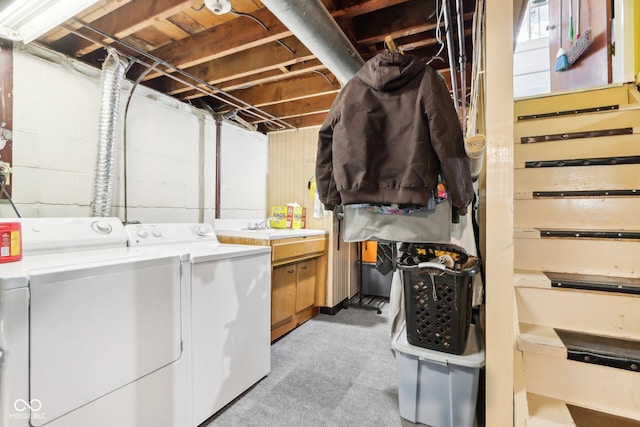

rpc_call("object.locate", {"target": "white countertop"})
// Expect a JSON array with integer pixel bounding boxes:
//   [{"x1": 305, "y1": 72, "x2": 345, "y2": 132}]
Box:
[{"x1": 214, "y1": 228, "x2": 327, "y2": 241}]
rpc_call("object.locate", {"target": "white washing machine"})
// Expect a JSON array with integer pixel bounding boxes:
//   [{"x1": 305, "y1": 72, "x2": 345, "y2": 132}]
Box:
[
  {"x1": 0, "y1": 217, "x2": 191, "y2": 427},
  {"x1": 126, "y1": 223, "x2": 271, "y2": 426}
]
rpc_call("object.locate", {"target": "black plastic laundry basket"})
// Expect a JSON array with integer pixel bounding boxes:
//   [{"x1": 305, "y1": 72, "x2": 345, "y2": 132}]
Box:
[{"x1": 400, "y1": 257, "x2": 480, "y2": 355}]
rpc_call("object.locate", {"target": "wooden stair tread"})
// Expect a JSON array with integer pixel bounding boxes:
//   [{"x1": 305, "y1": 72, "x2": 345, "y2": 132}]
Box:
[
  {"x1": 555, "y1": 329, "x2": 640, "y2": 372},
  {"x1": 514, "y1": 270, "x2": 549, "y2": 288},
  {"x1": 567, "y1": 403, "x2": 640, "y2": 427},
  {"x1": 544, "y1": 272, "x2": 640, "y2": 295},
  {"x1": 515, "y1": 228, "x2": 640, "y2": 240},
  {"x1": 514, "y1": 108, "x2": 640, "y2": 139},
  {"x1": 526, "y1": 393, "x2": 640, "y2": 427},
  {"x1": 526, "y1": 393, "x2": 576, "y2": 427},
  {"x1": 518, "y1": 323, "x2": 567, "y2": 358},
  {"x1": 519, "y1": 324, "x2": 640, "y2": 368},
  {"x1": 513, "y1": 84, "x2": 632, "y2": 120}
]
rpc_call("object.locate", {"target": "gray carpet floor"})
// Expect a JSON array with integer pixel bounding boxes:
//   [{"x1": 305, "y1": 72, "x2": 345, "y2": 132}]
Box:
[{"x1": 205, "y1": 298, "x2": 481, "y2": 427}]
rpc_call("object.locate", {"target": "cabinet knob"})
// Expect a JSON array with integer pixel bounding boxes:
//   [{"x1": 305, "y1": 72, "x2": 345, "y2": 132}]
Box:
[
  {"x1": 287, "y1": 269, "x2": 295, "y2": 274},
  {"x1": 300, "y1": 265, "x2": 307, "y2": 270}
]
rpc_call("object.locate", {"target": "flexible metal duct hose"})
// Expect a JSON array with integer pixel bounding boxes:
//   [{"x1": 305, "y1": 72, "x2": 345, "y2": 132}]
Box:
[
  {"x1": 261, "y1": 0, "x2": 364, "y2": 85},
  {"x1": 92, "y1": 48, "x2": 126, "y2": 217}
]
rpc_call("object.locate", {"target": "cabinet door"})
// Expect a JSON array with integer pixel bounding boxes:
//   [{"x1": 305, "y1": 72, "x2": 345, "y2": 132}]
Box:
[
  {"x1": 548, "y1": 0, "x2": 611, "y2": 92},
  {"x1": 272, "y1": 264, "x2": 297, "y2": 326},
  {"x1": 296, "y1": 259, "x2": 317, "y2": 312}
]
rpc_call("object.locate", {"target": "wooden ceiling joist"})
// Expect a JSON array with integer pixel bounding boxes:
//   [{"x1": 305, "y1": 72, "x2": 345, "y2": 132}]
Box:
[
  {"x1": 33, "y1": 0, "x2": 479, "y2": 132},
  {"x1": 150, "y1": 36, "x2": 315, "y2": 96},
  {"x1": 128, "y1": 7, "x2": 292, "y2": 81},
  {"x1": 51, "y1": 0, "x2": 194, "y2": 56},
  {"x1": 230, "y1": 73, "x2": 340, "y2": 108},
  {"x1": 178, "y1": 60, "x2": 327, "y2": 101},
  {"x1": 249, "y1": 93, "x2": 337, "y2": 123}
]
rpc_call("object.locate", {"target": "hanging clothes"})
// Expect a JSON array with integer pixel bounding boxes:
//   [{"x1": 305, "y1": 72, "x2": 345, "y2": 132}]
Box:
[
  {"x1": 375, "y1": 242, "x2": 395, "y2": 275},
  {"x1": 315, "y1": 52, "x2": 473, "y2": 215}
]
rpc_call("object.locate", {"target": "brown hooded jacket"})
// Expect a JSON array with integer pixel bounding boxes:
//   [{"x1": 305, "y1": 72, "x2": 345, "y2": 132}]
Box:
[{"x1": 316, "y1": 52, "x2": 473, "y2": 213}]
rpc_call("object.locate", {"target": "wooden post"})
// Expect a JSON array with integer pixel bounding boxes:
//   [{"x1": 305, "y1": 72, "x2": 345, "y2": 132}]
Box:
[{"x1": 485, "y1": 1, "x2": 515, "y2": 426}]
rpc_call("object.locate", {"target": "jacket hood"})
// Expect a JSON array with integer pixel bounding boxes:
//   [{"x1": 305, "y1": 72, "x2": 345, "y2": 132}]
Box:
[{"x1": 355, "y1": 52, "x2": 425, "y2": 91}]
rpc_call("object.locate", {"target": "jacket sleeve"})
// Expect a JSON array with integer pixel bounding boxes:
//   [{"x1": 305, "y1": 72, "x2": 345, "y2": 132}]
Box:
[
  {"x1": 422, "y1": 67, "x2": 473, "y2": 212},
  {"x1": 315, "y1": 104, "x2": 342, "y2": 211}
]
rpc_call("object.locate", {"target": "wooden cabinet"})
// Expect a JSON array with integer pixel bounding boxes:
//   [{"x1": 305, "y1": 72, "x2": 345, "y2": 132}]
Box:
[
  {"x1": 217, "y1": 233, "x2": 327, "y2": 341},
  {"x1": 271, "y1": 258, "x2": 318, "y2": 333},
  {"x1": 271, "y1": 264, "x2": 297, "y2": 326},
  {"x1": 295, "y1": 259, "x2": 316, "y2": 312}
]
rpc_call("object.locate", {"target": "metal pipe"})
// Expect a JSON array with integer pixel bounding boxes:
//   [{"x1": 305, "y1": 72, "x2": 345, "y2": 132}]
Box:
[
  {"x1": 261, "y1": 0, "x2": 364, "y2": 85},
  {"x1": 215, "y1": 116, "x2": 222, "y2": 219},
  {"x1": 92, "y1": 48, "x2": 126, "y2": 217},
  {"x1": 456, "y1": 0, "x2": 467, "y2": 134},
  {"x1": 67, "y1": 20, "x2": 294, "y2": 131},
  {"x1": 442, "y1": 0, "x2": 460, "y2": 116}
]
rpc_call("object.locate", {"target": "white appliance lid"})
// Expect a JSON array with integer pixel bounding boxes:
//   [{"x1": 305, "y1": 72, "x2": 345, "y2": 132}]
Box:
[
  {"x1": 8, "y1": 217, "x2": 129, "y2": 255},
  {"x1": 190, "y1": 244, "x2": 271, "y2": 263}
]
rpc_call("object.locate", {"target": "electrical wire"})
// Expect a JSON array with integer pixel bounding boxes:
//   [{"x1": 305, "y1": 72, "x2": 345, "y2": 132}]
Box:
[
  {"x1": 65, "y1": 19, "x2": 294, "y2": 130},
  {"x1": 231, "y1": 8, "x2": 268, "y2": 30},
  {"x1": 0, "y1": 74, "x2": 7, "y2": 143},
  {"x1": 3, "y1": 187, "x2": 20, "y2": 218},
  {"x1": 122, "y1": 61, "x2": 160, "y2": 224},
  {"x1": 229, "y1": 8, "x2": 296, "y2": 55},
  {"x1": 312, "y1": 70, "x2": 334, "y2": 86},
  {"x1": 0, "y1": 172, "x2": 20, "y2": 218},
  {"x1": 0, "y1": 161, "x2": 18, "y2": 217},
  {"x1": 425, "y1": 0, "x2": 446, "y2": 66}
]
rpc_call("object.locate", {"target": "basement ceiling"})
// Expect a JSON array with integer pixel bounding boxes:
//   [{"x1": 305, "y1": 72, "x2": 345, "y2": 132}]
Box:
[{"x1": 33, "y1": 0, "x2": 478, "y2": 133}]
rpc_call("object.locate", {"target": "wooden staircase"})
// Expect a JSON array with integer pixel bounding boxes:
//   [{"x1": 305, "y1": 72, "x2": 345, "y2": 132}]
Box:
[{"x1": 513, "y1": 84, "x2": 640, "y2": 426}]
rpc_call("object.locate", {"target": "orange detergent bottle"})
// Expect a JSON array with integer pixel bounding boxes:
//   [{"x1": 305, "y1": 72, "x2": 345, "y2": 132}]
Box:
[{"x1": 0, "y1": 222, "x2": 22, "y2": 262}]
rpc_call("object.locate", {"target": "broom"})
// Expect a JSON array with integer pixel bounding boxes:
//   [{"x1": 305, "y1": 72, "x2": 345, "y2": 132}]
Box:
[
  {"x1": 554, "y1": 0, "x2": 569, "y2": 72},
  {"x1": 567, "y1": 0, "x2": 592, "y2": 65}
]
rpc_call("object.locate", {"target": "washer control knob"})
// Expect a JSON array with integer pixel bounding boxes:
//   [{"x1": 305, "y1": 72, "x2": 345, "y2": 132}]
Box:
[
  {"x1": 137, "y1": 229, "x2": 149, "y2": 238},
  {"x1": 195, "y1": 225, "x2": 210, "y2": 236},
  {"x1": 151, "y1": 228, "x2": 162, "y2": 238},
  {"x1": 92, "y1": 221, "x2": 113, "y2": 234}
]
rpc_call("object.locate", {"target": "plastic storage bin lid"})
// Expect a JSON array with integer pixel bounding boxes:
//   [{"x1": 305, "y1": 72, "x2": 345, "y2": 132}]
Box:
[{"x1": 392, "y1": 323, "x2": 486, "y2": 368}]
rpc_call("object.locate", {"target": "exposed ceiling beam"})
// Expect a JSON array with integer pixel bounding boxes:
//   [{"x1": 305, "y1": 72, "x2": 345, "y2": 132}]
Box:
[
  {"x1": 330, "y1": 0, "x2": 408, "y2": 18},
  {"x1": 355, "y1": 7, "x2": 474, "y2": 46},
  {"x1": 280, "y1": 112, "x2": 328, "y2": 129},
  {"x1": 229, "y1": 73, "x2": 340, "y2": 108},
  {"x1": 250, "y1": 93, "x2": 336, "y2": 123},
  {"x1": 128, "y1": 7, "x2": 292, "y2": 81},
  {"x1": 41, "y1": 0, "x2": 134, "y2": 43},
  {"x1": 50, "y1": 0, "x2": 194, "y2": 57},
  {"x1": 178, "y1": 60, "x2": 326, "y2": 100},
  {"x1": 150, "y1": 36, "x2": 314, "y2": 95},
  {"x1": 393, "y1": 28, "x2": 473, "y2": 55}
]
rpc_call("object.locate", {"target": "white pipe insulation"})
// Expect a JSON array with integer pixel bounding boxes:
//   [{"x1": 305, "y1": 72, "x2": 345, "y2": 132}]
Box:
[
  {"x1": 92, "y1": 48, "x2": 126, "y2": 217},
  {"x1": 261, "y1": 0, "x2": 364, "y2": 85}
]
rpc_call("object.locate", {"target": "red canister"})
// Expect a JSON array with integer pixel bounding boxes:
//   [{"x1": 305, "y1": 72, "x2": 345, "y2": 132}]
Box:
[{"x1": 0, "y1": 222, "x2": 22, "y2": 263}]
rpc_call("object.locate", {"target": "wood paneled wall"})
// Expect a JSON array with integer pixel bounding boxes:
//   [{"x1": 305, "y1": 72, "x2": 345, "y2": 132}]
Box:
[
  {"x1": 268, "y1": 127, "x2": 356, "y2": 307},
  {"x1": 267, "y1": 126, "x2": 330, "y2": 230}
]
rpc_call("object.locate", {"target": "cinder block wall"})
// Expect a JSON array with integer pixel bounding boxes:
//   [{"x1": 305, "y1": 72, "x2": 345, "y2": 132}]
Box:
[{"x1": 6, "y1": 48, "x2": 267, "y2": 222}]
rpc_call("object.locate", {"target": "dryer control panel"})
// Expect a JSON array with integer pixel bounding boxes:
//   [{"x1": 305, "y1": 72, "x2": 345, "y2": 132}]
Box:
[
  {"x1": 15, "y1": 217, "x2": 128, "y2": 255},
  {"x1": 126, "y1": 223, "x2": 220, "y2": 247}
]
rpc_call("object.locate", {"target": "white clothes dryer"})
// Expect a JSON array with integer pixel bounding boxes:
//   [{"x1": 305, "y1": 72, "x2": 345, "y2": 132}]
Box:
[
  {"x1": 0, "y1": 217, "x2": 191, "y2": 427},
  {"x1": 126, "y1": 223, "x2": 271, "y2": 425}
]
